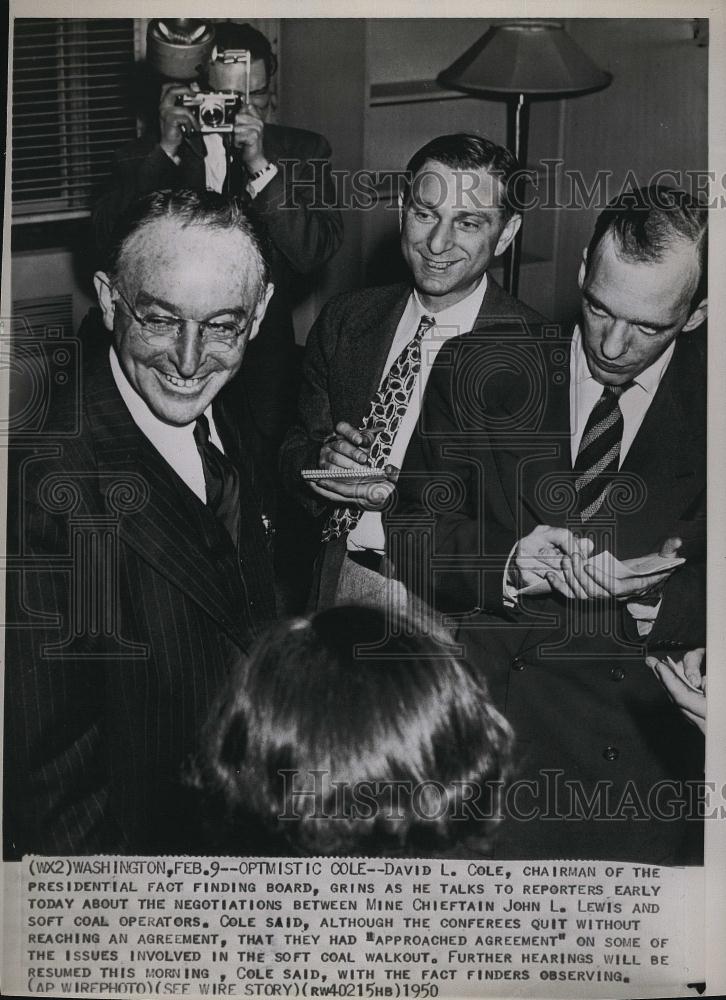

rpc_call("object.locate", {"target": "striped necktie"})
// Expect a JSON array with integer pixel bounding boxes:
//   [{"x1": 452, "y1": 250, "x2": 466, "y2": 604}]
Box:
[
  {"x1": 322, "y1": 313, "x2": 434, "y2": 542},
  {"x1": 574, "y1": 382, "x2": 634, "y2": 522}
]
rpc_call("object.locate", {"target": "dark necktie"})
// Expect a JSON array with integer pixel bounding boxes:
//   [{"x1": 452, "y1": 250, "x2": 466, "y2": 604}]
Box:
[
  {"x1": 322, "y1": 314, "x2": 434, "y2": 542},
  {"x1": 193, "y1": 414, "x2": 240, "y2": 546},
  {"x1": 574, "y1": 382, "x2": 633, "y2": 522}
]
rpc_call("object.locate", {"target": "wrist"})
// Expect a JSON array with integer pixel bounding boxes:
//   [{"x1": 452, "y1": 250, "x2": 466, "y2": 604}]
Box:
[{"x1": 246, "y1": 156, "x2": 271, "y2": 178}]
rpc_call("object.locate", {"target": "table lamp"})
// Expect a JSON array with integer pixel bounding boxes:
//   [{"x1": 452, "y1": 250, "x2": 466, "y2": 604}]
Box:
[{"x1": 439, "y1": 20, "x2": 612, "y2": 295}]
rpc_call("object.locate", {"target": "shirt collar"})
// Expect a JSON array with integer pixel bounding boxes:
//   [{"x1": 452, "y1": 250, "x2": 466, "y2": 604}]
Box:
[
  {"x1": 571, "y1": 325, "x2": 676, "y2": 395},
  {"x1": 412, "y1": 273, "x2": 488, "y2": 333}
]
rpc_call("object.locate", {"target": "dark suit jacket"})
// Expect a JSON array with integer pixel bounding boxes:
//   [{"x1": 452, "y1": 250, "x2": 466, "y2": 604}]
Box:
[
  {"x1": 92, "y1": 123, "x2": 344, "y2": 505},
  {"x1": 280, "y1": 277, "x2": 546, "y2": 606},
  {"x1": 93, "y1": 123, "x2": 343, "y2": 280},
  {"x1": 391, "y1": 326, "x2": 707, "y2": 862},
  {"x1": 4, "y1": 348, "x2": 276, "y2": 857}
]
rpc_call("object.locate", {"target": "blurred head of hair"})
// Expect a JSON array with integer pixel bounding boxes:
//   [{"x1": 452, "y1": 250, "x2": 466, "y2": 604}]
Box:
[{"x1": 188, "y1": 605, "x2": 514, "y2": 856}]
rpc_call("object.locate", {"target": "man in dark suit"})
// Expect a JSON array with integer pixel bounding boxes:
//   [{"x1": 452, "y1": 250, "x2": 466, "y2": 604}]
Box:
[
  {"x1": 4, "y1": 189, "x2": 277, "y2": 857},
  {"x1": 280, "y1": 133, "x2": 545, "y2": 608},
  {"x1": 93, "y1": 21, "x2": 343, "y2": 530},
  {"x1": 391, "y1": 186, "x2": 707, "y2": 863}
]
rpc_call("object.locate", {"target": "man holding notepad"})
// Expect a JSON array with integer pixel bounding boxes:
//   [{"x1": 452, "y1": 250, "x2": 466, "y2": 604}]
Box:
[
  {"x1": 280, "y1": 132, "x2": 545, "y2": 608},
  {"x1": 390, "y1": 185, "x2": 707, "y2": 862}
]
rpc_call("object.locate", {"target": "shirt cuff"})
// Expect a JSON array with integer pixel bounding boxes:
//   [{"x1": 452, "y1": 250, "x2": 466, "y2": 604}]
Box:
[
  {"x1": 247, "y1": 162, "x2": 278, "y2": 199},
  {"x1": 627, "y1": 597, "x2": 663, "y2": 636}
]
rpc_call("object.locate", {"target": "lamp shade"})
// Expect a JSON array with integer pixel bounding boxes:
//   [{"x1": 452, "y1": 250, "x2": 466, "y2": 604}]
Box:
[{"x1": 438, "y1": 20, "x2": 612, "y2": 97}]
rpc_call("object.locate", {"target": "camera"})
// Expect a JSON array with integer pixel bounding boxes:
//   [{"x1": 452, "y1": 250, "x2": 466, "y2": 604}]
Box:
[{"x1": 176, "y1": 91, "x2": 242, "y2": 133}]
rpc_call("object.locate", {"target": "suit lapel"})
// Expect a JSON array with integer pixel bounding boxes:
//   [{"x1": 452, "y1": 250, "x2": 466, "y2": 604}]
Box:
[
  {"x1": 622, "y1": 335, "x2": 700, "y2": 478},
  {"x1": 494, "y1": 373, "x2": 572, "y2": 530},
  {"x1": 480, "y1": 310, "x2": 573, "y2": 529},
  {"x1": 85, "y1": 358, "x2": 251, "y2": 649},
  {"x1": 342, "y1": 287, "x2": 410, "y2": 425},
  {"x1": 472, "y1": 275, "x2": 533, "y2": 329},
  {"x1": 615, "y1": 335, "x2": 704, "y2": 554}
]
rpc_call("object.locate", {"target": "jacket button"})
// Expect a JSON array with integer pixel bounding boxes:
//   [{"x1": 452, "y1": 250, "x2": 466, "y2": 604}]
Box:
[
  {"x1": 610, "y1": 666, "x2": 625, "y2": 681},
  {"x1": 603, "y1": 745, "x2": 619, "y2": 761},
  {"x1": 512, "y1": 657, "x2": 527, "y2": 671}
]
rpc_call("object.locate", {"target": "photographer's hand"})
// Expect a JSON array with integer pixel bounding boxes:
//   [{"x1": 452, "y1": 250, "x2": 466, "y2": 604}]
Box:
[
  {"x1": 159, "y1": 82, "x2": 198, "y2": 158},
  {"x1": 233, "y1": 103, "x2": 267, "y2": 174}
]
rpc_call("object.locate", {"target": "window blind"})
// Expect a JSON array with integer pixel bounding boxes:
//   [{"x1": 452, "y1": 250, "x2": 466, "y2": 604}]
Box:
[{"x1": 12, "y1": 18, "x2": 137, "y2": 223}]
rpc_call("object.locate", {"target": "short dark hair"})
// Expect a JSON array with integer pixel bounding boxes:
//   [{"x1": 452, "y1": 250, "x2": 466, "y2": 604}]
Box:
[
  {"x1": 105, "y1": 188, "x2": 272, "y2": 294},
  {"x1": 403, "y1": 133, "x2": 521, "y2": 217},
  {"x1": 587, "y1": 185, "x2": 708, "y2": 308},
  {"x1": 212, "y1": 21, "x2": 277, "y2": 80},
  {"x1": 189, "y1": 605, "x2": 514, "y2": 856}
]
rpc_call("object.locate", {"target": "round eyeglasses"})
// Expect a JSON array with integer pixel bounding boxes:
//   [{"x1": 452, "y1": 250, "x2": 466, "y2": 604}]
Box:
[{"x1": 112, "y1": 285, "x2": 251, "y2": 351}]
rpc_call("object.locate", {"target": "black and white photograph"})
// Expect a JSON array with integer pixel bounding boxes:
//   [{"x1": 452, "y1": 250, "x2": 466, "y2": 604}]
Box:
[{"x1": 2, "y1": 3, "x2": 725, "y2": 997}]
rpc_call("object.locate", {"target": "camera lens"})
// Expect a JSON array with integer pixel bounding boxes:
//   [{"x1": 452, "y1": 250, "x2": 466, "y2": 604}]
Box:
[{"x1": 200, "y1": 100, "x2": 225, "y2": 128}]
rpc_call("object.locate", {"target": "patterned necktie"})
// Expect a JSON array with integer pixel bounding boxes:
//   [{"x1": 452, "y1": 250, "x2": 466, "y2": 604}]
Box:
[
  {"x1": 193, "y1": 414, "x2": 240, "y2": 546},
  {"x1": 322, "y1": 314, "x2": 435, "y2": 542},
  {"x1": 574, "y1": 382, "x2": 633, "y2": 522}
]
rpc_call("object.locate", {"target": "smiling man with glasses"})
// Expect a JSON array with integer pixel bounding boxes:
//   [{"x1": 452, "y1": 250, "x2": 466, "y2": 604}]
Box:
[
  {"x1": 91, "y1": 20, "x2": 344, "y2": 616},
  {"x1": 5, "y1": 188, "x2": 277, "y2": 857},
  {"x1": 95, "y1": 188, "x2": 273, "y2": 431}
]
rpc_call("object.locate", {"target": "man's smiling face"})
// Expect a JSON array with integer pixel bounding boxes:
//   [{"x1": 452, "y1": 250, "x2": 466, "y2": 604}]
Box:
[
  {"x1": 400, "y1": 159, "x2": 520, "y2": 312},
  {"x1": 97, "y1": 218, "x2": 269, "y2": 425}
]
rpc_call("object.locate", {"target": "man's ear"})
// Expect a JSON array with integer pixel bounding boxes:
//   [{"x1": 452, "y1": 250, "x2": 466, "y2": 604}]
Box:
[
  {"x1": 248, "y1": 283, "x2": 275, "y2": 342},
  {"x1": 577, "y1": 247, "x2": 588, "y2": 290},
  {"x1": 494, "y1": 213, "x2": 522, "y2": 257},
  {"x1": 681, "y1": 298, "x2": 707, "y2": 333},
  {"x1": 93, "y1": 271, "x2": 116, "y2": 332}
]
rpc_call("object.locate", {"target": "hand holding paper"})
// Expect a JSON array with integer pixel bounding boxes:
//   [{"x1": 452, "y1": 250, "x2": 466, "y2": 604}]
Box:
[
  {"x1": 580, "y1": 536, "x2": 684, "y2": 600},
  {"x1": 513, "y1": 529, "x2": 685, "y2": 601}
]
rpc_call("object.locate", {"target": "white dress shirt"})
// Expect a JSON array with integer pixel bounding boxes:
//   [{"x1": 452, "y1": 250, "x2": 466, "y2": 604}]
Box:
[
  {"x1": 109, "y1": 346, "x2": 224, "y2": 504},
  {"x1": 348, "y1": 274, "x2": 489, "y2": 554},
  {"x1": 505, "y1": 328, "x2": 677, "y2": 628},
  {"x1": 569, "y1": 325, "x2": 676, "y2": 465}
]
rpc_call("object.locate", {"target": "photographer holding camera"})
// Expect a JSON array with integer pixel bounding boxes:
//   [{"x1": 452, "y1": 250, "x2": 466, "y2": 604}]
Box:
[
  {"x1": 92, "y1": 21, "x2": 343, "y2": 568},
  {"x1": 96, "y1": 21, "x2": 342, "y2": 274}
]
